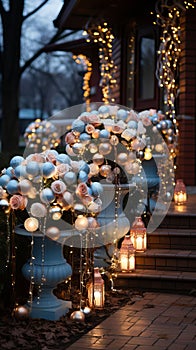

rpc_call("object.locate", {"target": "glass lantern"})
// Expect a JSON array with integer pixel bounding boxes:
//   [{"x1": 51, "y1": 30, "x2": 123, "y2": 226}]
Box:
[
  {"x1": 130, "y1": 216, "x2": 147, "y2": 252},
  {"x1": 174, "y1": 179, "x2": 187, "y2": 205},
  {"x1": 88, "y1": 267, "x2": 105, "y2": 308},
  {"x1": 120, "y1": 235, "x2": 135, "y2": 272}
]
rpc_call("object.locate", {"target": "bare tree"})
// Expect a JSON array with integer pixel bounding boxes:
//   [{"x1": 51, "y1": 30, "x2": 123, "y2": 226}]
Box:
[
  {"x1": 0, "y1": 0, "x2": 77, "y2": 154},
  {"x1": 20, "y1": 52, "x2": 84, "y2": 116}
]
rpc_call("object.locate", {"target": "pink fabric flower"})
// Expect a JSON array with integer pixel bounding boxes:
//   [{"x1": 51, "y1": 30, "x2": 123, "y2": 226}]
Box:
[
  {"x1": 79, "y1": 114, "x2": 101, "y2": 126},
  {"x1": 127, "y1": 110, "x2": 138, "y2": 122},
  {"x1": 26, "y1": 153, "x2": 44, "y2": 163},
  {"x1": 57, "y1": 191, "x2": 74, "y2": 209},
  {"x1": 56, "y1": 164, "x2": 70, "y2": 177},
  {"x1": 45, "y1": 151, "x2": 57, "y2": 164},
  {"x1": 81, "y1": 194, "x2": 94, "y2": 206},
  {"x1": 76, "y1": 183, "x2": 89, "y2": 197},
  {"x1": 142, "y1": 117, "x2": 152, "y2": 126},
  {"x1": 65, "y1": 131, "x2": 77, "y2": 145},
  {"x1": 85, "y1": 124, "x2": 95, "y2": 134},
  {"x1": 51, "y1": 180, "x2": 67, "y2": 195},
  {"x1": 111, "y1": 125, "x2": 124, "y2": 134},
  {"x1": 10, "y1": 195, "x2": 27, "y2": 210}
]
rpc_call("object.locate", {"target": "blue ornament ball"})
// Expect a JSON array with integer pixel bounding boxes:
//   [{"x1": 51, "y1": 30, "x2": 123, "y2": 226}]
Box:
[
  {"x1": 72, "y1": 119, "x2": 85, "y2": 133},
  {"x1": 26, "y1": 161, "x2": 40, "y2": 177},
  {"x1": 80, "y1": 111, "x2": 91, "y2": 116},
  {"x1": 56, "y1": 154, "x2": 71, "y2": 164},
  {"x1": 127, "y1": 120, "x2": 138, "y2": 129},
  {"x1": 0, "y1": 174, "x2": 11, "y2": 187},
  {"x1": 10, "y1": 156, "x2": 24, "y2": 169},
  {"x1": 98, "y1": 105, "x2": 109, "y2": 114},
  {"x1": 91, "y1": 182, "x2": 103, "y2": 196},
  {"x1": 117, "y1": 109, "x2": 128, "y2": 121},
  {"x1": 41, "y1": 162, "x2": 56, "y2": 178},
  {"x1": 100, "y1": 129, "x2": 110, "y2": 139},
  {"x1": 6, "y1": 179, "x2": 19, "y2": 194},
  {"x1": 5, "y1": 167, "x2": 14, "y2": 178},
  {"x1": 78, "y1": 170, "x2": 88, "y2": 183},
  {"x1": 90, "y1": 110, "x2": 99, "y2": 115},
  {"x1": 40, "y1": 188, "x2": 55, "y2": 204},
  {"x1": 14, "y1": 165, "x2": 27, "y2": 179},
  {"x1": 79, "y1": 161, "x2": 90, "y2": 174},
  {"x1": 79, "y1": 133, "x2": 91, "y2": 142},
  {"x1": 64, "y1": 171, "x2": 77, "y2": 185}
]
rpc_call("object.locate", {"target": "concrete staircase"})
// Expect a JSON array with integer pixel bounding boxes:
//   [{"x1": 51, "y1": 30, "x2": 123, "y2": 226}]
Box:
[{"x1": 115, "y1": 194, "x2": 196, "y2": 294}]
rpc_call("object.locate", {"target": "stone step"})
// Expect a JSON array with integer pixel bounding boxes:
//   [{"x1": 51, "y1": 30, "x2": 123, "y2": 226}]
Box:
[
  {"x1": 135, "y1": 249, "x2": 196, "y2": 272},
  {"x1": 115, "y1": 269, "x2": 196, "y2": 294},
  {"x1": 147, "y1": 228, "x2": 196, "y2": 250},
  {"x1": 159, "y1": 213, "x2": 196, "y2": 229}
]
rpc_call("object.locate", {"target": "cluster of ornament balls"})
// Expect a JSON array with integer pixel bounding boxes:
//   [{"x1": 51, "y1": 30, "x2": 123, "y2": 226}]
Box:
[
  {"x1": 64, "y1": 105, "x2": 172, "y2": 181},
  {"x1": 146, "y1": 109, "x2": 177, "y2": 156},
  {"x1": 24, "y1": 118, "x2": 60, "y2": 151},
  {"x1": 0, "y1": 149, "x2": 105, "y2": 240}
]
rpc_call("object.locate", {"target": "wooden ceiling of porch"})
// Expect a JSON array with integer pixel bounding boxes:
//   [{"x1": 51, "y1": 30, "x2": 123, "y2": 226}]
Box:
[{"x1": 54, "y1": 0, "x2": 156, "y2": 31}]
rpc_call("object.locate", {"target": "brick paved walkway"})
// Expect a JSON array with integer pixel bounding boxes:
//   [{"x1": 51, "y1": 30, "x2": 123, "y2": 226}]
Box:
[{"x1": 66, "y1": 292, "x2": 196, "y2": 350}]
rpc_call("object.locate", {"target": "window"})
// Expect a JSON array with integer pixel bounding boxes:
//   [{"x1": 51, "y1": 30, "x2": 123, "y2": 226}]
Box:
[
  {"x1": 139, "y1": 37, "x2": 155, "y2": 100},
  {"x1": 134, "y1": 25, "x2": 159, "y2": 110}
]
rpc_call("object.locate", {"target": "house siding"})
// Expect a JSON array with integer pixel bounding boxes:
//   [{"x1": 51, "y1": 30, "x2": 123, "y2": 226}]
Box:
[{"x1": 177, "y1": 9, "x2": 196, "y2": 185}]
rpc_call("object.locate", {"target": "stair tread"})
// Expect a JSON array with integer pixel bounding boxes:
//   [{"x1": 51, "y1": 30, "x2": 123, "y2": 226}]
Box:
[
  {"x1": 148, "y1": 228, "x2": 196, "y2": 235},
  {"x1": 117, "y1": 269, "x2": 196, "y2": 281},
  {"x1": 136, "y1": 249, "x2": 196, "y2": 257}
]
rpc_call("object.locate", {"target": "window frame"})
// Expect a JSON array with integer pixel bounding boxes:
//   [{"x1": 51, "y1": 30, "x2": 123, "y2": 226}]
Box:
[{"x1": 134, "y1": 24, "x2": 160, "y2": 111}]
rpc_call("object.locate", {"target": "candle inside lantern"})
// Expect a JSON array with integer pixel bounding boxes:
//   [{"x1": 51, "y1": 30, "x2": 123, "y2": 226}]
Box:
[
  {"x1": 174, "y1": 179, "x2": 187, "y2": 205},
  {"x1": 88, "y1": 267, "x2": 105, "y2": 308},
  {"x1": 120, "y1": 235, "x2": 135, "y2": 272},
  {"x1": 130, "y1": 217, "x2": 147, "y2": 252},
  {"x1": 94, "y1": 291, "x2": 101, "y2": 306},
  {"x1": 136, "y1": 236, "x2": 143, "y2": 251}
]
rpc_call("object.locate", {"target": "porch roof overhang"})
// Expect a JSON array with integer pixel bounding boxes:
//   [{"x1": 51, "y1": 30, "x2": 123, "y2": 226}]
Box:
[
  {"x1": 53, "y1": 0, "x2": 156, "y2": 31},
  {"x1": 45, "y1": 37, "x2": 97, "y2": 55}
]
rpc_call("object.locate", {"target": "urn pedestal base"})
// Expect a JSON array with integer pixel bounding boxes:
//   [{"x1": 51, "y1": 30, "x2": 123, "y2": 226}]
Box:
[{"x1": 16, "y1": 227, "x2": 72, "y2": 321}]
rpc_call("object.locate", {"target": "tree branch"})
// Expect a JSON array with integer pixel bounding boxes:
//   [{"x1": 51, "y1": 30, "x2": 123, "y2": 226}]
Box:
[
  {"x1": 20, "y1": 29, "x2": 78, "y2": 75},
  {"x1": 23, "y1": 0, "x2": 50, "y2": 20},
  {"x1": 20, "y1": 47, "x2": 44, "y2": 76},
  {"x1": 29, "y1": 65, "x2": 72, "y2": 102}
]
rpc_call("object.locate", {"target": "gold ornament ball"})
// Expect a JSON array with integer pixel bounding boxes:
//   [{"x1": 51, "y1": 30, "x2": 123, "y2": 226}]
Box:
[
  {"x1": 14, "y1": 305, "x2": 29, "y2": 320},
  {"x1": 70, "y1": 310, "x2": 85, "y2": 322}
]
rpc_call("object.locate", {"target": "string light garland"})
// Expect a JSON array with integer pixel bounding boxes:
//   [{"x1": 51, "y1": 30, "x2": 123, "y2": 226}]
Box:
[
  {"x1": 73, "y1": 54, "x2": 92, "y2": 110},
  {"x1": 24, "y1": 119, "x2": 60, "y2": 152},
  {"x1": 84, "y1": 21, "x2": 117, "y2": 104},
  {"x1": 127, "y1": 34, "x2": 135, "y2": 108},
  {"x1": 153, "y1": 0, "x2": 195, "y2": 158}
]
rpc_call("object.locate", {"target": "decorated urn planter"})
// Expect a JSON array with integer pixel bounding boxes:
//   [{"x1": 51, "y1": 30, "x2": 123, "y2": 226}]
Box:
[
  {"x1": 0, "y1": 150, "x2": 104, "y2": 319},
  {"x1": 64, "y1": 103, "x2": 175, "y2": 266}
]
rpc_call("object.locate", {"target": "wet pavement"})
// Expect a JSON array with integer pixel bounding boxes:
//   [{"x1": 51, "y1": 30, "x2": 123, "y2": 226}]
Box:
[{"x1": 66, "y1": 291, "x2": 196, "y2": 350}]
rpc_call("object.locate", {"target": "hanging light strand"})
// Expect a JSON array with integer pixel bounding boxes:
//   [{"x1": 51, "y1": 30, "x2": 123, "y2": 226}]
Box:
[
  {"x1": 73, "y1": 54, "x2": 92, "y2": 111},
  {"x1": 85, "y1": 21, "x2": 117, "y2": 104},
  {"x1": 154, "y1": 0, "x2": 195, "y2": 122}
]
